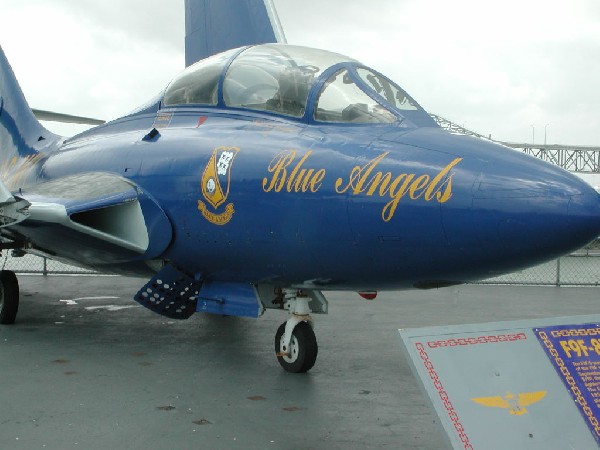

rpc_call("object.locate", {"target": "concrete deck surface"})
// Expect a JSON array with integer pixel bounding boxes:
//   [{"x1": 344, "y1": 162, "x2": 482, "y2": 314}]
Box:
[{"x1": 1, "y1": 275, "x2": 599, "y2": 449}]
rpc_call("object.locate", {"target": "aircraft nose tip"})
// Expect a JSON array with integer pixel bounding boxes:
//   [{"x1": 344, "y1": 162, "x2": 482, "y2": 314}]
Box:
[
  {"x1": 567, "y1": 187, "x2": 600, "y2": 246},
  {"x1": 507, "y1": 173, "x2": 600, "y2": 256},
  {"x1": 466, "y1": 158, "x2": 600, "y2": 270}
]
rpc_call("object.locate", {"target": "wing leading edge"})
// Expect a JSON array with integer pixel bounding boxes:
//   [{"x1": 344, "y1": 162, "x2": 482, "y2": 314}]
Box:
[{"x1": 4, "y1": 173, "x2": 172, "y2": 273}]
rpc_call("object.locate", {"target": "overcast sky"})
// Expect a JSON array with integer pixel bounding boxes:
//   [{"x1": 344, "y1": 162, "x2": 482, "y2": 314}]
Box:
[{"x1": 1, "y1": 0, "x2": 599, "y2": 146}]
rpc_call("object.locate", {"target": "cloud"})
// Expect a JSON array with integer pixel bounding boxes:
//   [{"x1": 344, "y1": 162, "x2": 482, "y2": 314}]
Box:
[
  {"x1": 1, "y1": 0, "x2": 183, "y2": 126},
  {"x1": 1, "y1": 0, "x2": 599, "y2": 145},
  {"x1": 277, "y1": 0, "x2": 600, "y2": 145}
]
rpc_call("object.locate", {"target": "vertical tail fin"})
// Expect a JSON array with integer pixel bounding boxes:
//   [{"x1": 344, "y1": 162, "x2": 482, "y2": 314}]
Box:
[
  {"x1": 184, "y1": 0, "x2": 287, "y2": 66},
  {"x1": 0, "y1": 45, "x2": 57, "y2": 161}
]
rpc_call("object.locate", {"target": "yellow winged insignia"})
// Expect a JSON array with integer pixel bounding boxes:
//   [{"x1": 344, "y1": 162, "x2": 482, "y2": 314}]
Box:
[{"x1": 471, "y1": 391, "x2": 546, "y2": 416}]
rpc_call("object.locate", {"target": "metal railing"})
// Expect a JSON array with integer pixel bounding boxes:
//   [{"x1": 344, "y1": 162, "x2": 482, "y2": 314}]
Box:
[
  {"x1": 430, "y1": 113, "x2": 600, "y2": 173},
  {"x1": 504, "y1": 144, "x2": 600, "y2": 174}
]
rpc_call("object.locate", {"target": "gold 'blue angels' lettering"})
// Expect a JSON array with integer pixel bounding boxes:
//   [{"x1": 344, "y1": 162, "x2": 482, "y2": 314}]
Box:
[
  {"x1": 335, "y1": 152, "x2": 463, "y2": 222},
  {"x1": 262, "y1": 150, "x2": 325, "y2": 193},
  {"x1": 262, "y1": 150, "x2": 463, "y2": 222}
]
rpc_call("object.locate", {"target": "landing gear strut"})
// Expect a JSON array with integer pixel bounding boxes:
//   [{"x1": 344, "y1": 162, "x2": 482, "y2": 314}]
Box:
[
  {"x1": 0, "y1": 270, "x2": 19, "y2": 324},
  {"x1": 274, "y1": 290, "x2": 318, "y2": 373}
]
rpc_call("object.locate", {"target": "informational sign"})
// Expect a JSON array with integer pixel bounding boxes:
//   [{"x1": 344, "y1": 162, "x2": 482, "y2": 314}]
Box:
[
  {"x1": 399, "y1": 315, "x2": 600, "y2": 450},
  {"x1": 535, "y1": 323, "x2": 600, "y2": 444}
]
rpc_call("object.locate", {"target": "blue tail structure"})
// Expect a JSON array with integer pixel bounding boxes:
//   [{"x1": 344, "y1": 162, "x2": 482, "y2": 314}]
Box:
[
  {"x1": 0, "y1": 46, "x2": 58, "y2": 162},
  {"x1": 184, "y1": 0, "x2": 286, "y2": 66}
]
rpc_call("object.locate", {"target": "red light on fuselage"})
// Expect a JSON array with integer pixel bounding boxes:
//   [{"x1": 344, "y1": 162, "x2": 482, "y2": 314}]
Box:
[{"x1": 358, "y1": 291, "x2": 377, "y2": 300}]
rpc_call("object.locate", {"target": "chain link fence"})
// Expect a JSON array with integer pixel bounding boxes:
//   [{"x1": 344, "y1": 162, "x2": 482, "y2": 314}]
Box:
[
  {"x1": 1, "y1": 240, "x2": 600, "y2": 286},
  {"x1": 0, "y1": 253, "x2": 94, "y2": 275},
  {"x1": 481, "y1": 252, "x2": 600, "y2": 286},
  {"x1": 481, "y1": 238, "x2": 600, "y2": 286}
]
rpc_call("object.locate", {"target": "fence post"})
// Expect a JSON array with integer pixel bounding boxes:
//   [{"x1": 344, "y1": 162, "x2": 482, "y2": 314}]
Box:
[
  {"x1": 556, "y1": 257, "x2": 561, "y2": 286},
  {"x1": 43, "y1": 257, "x2": 48, "y2": 276}
]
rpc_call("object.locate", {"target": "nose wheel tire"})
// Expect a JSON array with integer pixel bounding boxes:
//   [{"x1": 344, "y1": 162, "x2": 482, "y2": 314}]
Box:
[
  {"x1": 0, "y1": 270, "x2": 19, "y2": 325},
  {"x1": 275, "y1": 321, "x2": 318, "y2": 373}
]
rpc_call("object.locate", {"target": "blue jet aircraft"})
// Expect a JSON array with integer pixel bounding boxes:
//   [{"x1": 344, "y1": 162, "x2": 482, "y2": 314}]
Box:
[{"x1": 1, "y1": 0, "x2": 599, "y2": 372}]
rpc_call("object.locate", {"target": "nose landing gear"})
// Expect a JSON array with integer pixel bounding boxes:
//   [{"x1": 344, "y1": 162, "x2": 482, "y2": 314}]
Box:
[{"x1": 274, "y1": 290, "x2": 318, "y2": 373}]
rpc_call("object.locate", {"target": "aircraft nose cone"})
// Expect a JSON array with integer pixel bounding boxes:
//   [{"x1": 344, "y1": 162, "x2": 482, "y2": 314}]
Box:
[
  {"x1": 396, "y1": 126, "x2": 600, "y2": 278},
  {"x1": 467, "y1": 149, "x2": 600, "y2": 272},
  {"x1": 567, "y1": 185, "x2": 600, "y2": 247},
  {"x1": 381, "y1": 127, "x2": 600, "y2": 282}
]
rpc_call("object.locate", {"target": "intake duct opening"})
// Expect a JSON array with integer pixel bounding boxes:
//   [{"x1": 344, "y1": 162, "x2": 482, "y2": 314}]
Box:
[{"x1": 70, "y1": 200, "x2": 149, "y2": 251}]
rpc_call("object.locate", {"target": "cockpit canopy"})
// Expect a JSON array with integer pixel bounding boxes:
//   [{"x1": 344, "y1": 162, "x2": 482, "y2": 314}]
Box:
[{"x1": 163, "y1": 44, "x2": 432, "y2": 126}]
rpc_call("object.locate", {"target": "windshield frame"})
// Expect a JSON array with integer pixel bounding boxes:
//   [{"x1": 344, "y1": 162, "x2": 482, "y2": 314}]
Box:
[
  {"x1": 221, "y1": 44, "x2": 357, "y2": 119},
  {"x1": 160, "y1": 44, "x2": 434, "y2": 128},
  {"x1": 307, "y1": 63, "x2": 437, "y2": 128},
  {"x1": 308, "y1": 62, "x2": 403, "y2": 127}
]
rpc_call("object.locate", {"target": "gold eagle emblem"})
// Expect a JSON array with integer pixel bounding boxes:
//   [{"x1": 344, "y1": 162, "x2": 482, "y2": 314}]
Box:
[{"x1": 471, "y1": 391, "x2": 547, "y2": 415}]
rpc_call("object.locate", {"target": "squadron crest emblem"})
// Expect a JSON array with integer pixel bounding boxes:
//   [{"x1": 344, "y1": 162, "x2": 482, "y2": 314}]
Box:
[{"x1": 198, "y1": 146, "x2": 239, "y2": 225}]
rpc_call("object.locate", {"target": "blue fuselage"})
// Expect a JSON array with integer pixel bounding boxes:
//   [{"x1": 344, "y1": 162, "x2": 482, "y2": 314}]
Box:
[{"x1": 28, "y1": 107, "x2": 600, "y2": 290}]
